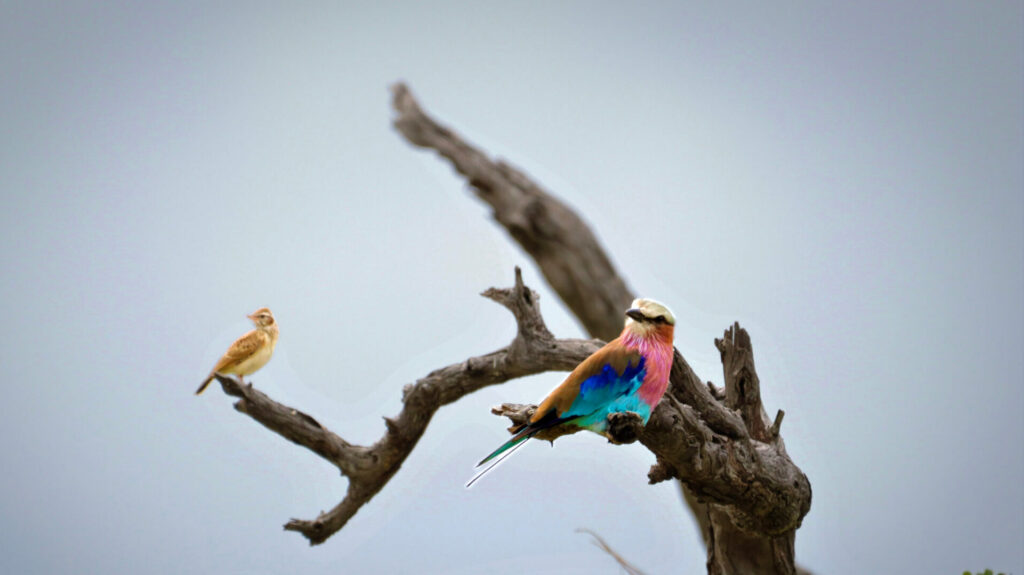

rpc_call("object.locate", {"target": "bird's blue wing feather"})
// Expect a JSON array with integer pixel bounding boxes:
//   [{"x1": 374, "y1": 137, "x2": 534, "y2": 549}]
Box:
[{"x1": 564, "y1": 356, "x2": 646, "y2": 419}]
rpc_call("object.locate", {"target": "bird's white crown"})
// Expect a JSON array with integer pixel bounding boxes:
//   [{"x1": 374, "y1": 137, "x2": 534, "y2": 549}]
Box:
[{"x1": 630, "y1": 298, "x2": 675, "y2": 325}]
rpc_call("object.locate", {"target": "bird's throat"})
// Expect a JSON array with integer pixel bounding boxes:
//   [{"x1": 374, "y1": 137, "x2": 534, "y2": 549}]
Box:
[{"x1": 621, "y1": 324, "x2": 674, "y2": 407}]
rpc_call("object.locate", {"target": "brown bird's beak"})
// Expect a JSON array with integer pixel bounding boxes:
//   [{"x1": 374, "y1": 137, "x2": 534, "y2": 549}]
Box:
[{"x1": 625, "y1": 308, "x2": 645, "y2": 322}]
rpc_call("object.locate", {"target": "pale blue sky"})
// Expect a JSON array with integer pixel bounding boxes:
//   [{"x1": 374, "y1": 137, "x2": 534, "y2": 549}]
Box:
[{"x1": 2, "y1": 2, "x2": 1021, "y2": 573}]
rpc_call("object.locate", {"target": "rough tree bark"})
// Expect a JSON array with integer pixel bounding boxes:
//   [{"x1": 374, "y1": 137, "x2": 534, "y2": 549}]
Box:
[
  {"x1": 204, "y1": 83, "x2": 812, "y2": 574},
  {"x1": 392, "y1": 83, "x2": 811, "y2": 574}
]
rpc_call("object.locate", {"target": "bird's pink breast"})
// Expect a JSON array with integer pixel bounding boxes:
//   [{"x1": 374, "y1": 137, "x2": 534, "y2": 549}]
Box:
[{"x1": 622, "y1": 329, "x2": 674, "y2": 407}]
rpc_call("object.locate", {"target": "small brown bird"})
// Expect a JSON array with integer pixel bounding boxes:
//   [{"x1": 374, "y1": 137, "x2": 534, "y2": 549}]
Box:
[{"x1": 196, "y1": 307, "x2": 279, "y2": 395}]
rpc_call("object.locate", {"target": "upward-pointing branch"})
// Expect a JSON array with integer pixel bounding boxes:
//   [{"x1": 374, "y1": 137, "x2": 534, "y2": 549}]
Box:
[{"x1": 392, "y1": 83, "x2": 633, "y2": 342}]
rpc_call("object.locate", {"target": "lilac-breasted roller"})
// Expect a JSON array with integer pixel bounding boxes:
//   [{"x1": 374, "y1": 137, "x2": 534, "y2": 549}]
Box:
[{"x1": 469, "y1": 298, "x2": 675, "y2": 486}]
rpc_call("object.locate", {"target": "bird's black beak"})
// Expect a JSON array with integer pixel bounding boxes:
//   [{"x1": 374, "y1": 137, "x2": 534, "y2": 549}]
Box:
[{"x1": 625, "y1": 308, "x2": 645, "y2": 322}]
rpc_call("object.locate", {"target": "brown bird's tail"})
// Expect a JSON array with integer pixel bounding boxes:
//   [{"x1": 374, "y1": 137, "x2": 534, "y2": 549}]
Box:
[{"x1": 195, "y1": 374, "x2": 215, "y2": 395}]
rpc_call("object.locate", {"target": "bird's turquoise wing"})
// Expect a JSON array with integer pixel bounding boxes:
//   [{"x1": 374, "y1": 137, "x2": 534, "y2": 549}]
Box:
[
  {"x1": 527, "y1": 341, "x2": 650, "y2": 433},
  {"x1": 470, "y1": 341, "x2": 648, "y2": 486},
  {"x1": 563, "y1": 354, "x2": 649, "y2": 430}
]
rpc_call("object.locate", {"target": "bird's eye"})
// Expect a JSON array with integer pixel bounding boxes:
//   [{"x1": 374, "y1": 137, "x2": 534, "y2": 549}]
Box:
[{"x1": 655, "y1": 315, "x2": 665, "y2": 324}]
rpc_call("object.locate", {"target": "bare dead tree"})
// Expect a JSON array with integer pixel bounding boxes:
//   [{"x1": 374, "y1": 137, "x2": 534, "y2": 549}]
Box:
[{"x1": 206, "y1": 83, "x2": 811, "y2": 574}]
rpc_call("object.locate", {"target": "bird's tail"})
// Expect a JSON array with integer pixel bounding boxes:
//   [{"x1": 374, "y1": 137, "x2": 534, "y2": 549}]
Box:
[
  {"x1": 466, "y1": 412, "x2": 577, "y2": 488},
  {"x1": 195, "y1": 375, "x2": 215, "y2": 395},
  {"x1": 466, "y1": 425, "x2": 537, "y2": 488}
]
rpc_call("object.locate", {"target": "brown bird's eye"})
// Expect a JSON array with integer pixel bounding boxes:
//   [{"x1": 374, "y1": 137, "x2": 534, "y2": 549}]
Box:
[{"x1": 655, "y1": 315, "x2": 665, "y2": 324}]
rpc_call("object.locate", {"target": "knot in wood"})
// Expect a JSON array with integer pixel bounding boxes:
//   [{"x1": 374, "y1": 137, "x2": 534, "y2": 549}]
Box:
[{"x1": 606, "y1": 411, "x2": 644, "y2": 444}]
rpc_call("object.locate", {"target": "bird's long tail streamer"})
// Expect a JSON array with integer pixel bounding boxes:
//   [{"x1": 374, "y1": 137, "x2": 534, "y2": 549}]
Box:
[{"x1": 465, "y1": 432, "x2": 534, "y2": 488}]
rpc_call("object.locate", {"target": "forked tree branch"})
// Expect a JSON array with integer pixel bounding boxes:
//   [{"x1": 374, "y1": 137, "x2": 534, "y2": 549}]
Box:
[
  {"x1": 215, "y1": 276, "x2": 809, "y2": 556},
  {"x1": 390, "y1": 80, "x2": 728, "y2": 540},
  {"x1": 214, "y1": 268, "x2": 601, "y2": 544}
]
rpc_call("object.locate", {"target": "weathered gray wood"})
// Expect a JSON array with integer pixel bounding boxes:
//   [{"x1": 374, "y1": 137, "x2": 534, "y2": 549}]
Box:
[
  {"x1": 493, "y1": 325, "x2": 811, "y2": 574},
  {"x1": 392, "y1": 84, "x2": 811, "y2": 573},
  {"x1": 391, "y1": 83, "x2": 633, "y2": 342}
]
